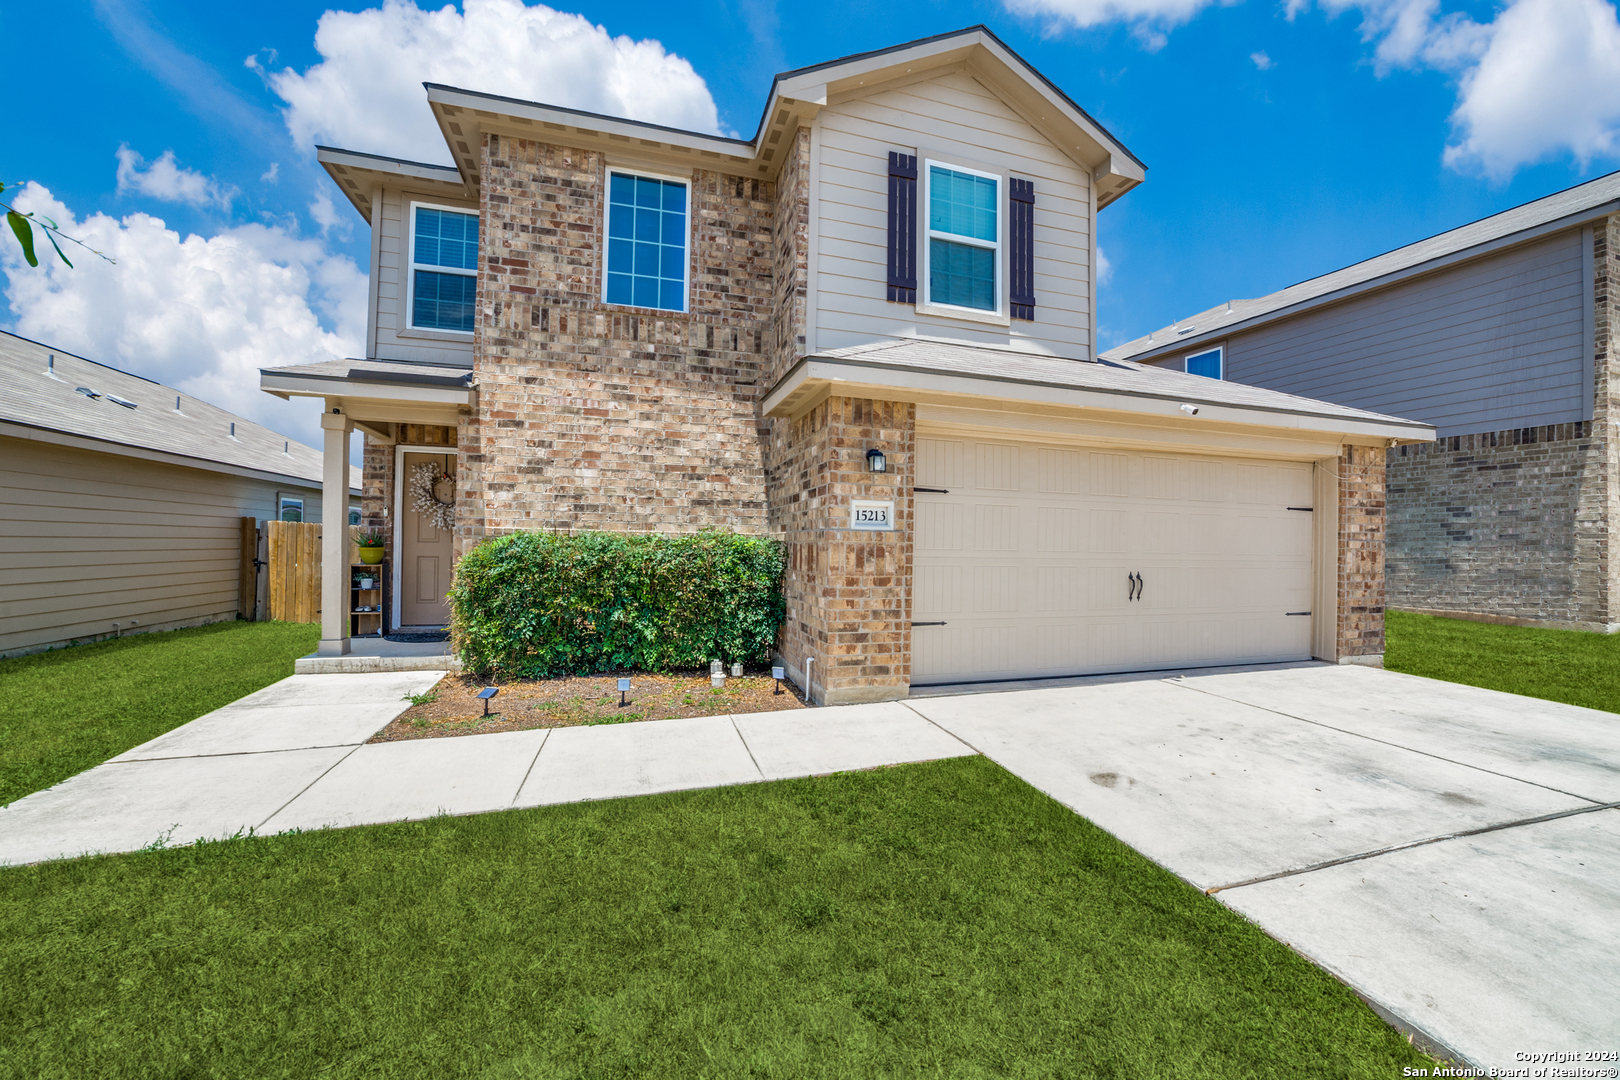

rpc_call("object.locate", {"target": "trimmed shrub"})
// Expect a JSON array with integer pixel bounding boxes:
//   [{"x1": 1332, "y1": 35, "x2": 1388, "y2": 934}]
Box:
[{"x1": 449, "y1": 530, "x2": 787, "y2": 679}]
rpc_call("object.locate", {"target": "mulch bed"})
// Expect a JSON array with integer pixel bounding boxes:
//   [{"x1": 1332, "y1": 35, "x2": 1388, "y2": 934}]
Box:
[{"x1": 370, "y1": 668, "x2": 808, "y2": 742}]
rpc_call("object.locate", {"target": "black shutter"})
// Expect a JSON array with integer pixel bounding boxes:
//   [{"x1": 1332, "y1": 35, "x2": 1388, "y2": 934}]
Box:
[
  {"x1": 1009, "y1": 178, "x2": 1036, "y2": 321},
  {"x1": 887, "y1": 152, "x2": 917, "y2": 304}
]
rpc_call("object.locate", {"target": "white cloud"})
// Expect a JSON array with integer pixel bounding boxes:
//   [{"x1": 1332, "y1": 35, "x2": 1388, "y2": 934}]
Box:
[
  {"x1": 1, "y1": 183, "x2": 363, "y2": 451},
  {"x1": 1250, "y1": 50, "x2": 1274, "y2": 68},
  {"x1": 261, "y1": 162, "x2": 280, "y2": 183},
  {"x1": 1005, "y1": 0, "x2": 1234, "y2": 48},
  {"x1": 263, "y1": 0, "x2": 724, "y2": 162},
  {"x1": 115, "y1": 146, "x2": 236, "y2": 211},
  {"x1": 1096, "y1": 245, "x2": 1114, "y2": 285},
  {"x1": 309, "y1": 190, "x2": 349, "y2": 237},
  {"x1": 1442, "y1": 0, "x2": 1620, "y2": 176}
]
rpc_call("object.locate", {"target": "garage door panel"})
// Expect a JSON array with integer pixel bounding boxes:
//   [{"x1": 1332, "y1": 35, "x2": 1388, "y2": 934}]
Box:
[
  {"x1": 975, "y1": 444, "x2": 1021, "y2": 490},
  {"x1": 1038, "y1": 448, "x2": 1084, "y2": 493},
  {"x1": 915, "y1": 564, "x2": 963, "y2": 615},
  {"x1": 916, "y1": 501, "x2": 965, "y2": 552},
  {"x1": 1089, "y1": 452, "x2": 1129, "y2": 496},
  {"x1": 918, "y1": 438, "x2": 967, "y2": 488},
  {"x1": 972, "y1": 565, "x2": 1021, "y2": 613},
  {"x1": 973, "y1": 504, "x2": 1020, "y2": 550},
  {"x1": 1036, "y1": 506, "x2": 1085, "y2": 550}
]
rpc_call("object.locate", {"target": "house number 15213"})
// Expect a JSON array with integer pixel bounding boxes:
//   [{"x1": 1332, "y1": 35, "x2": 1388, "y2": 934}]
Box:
[{"x1": 850, "y1": 500, "x2": 895, "y2": 531}]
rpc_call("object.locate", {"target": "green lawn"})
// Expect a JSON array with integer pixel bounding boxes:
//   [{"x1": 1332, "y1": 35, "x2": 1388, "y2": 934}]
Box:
[
  {"x1": 0, "y1": 755, "x2": 1431, "y2": 1079},
  {"x1": 1386, "y1": 608, "x2": 1620, "y2": 713},
  {"x1": 0, "y1": 621, "x2": 319, "y2": 807}
]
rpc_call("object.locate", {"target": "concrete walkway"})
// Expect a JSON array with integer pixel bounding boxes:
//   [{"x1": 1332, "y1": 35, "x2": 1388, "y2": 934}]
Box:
[{"x1": 1, "y1": 662, "x2": 1615, "y2": 1067}]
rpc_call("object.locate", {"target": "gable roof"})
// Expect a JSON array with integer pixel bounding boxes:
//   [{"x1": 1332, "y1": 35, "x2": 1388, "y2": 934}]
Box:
[
  {"x1": 323, "y1": 26, "x2": 1145, "y2": 221},
  {"x1": 1103, "y1": 167, "x2": 1620, "y2": 366},
  {"x1": 0, "y1": 331, "x2": 361, "y2": 494}
]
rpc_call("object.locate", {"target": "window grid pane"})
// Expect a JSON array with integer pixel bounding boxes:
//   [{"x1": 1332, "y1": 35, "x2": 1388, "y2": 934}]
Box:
[
  {"x1": 606, "y1": 173, "x2": 686, "y2": 311},
  {"x1": 414, "y1": 208, "x2": 478, "y2": 270},
  {"x1": 413, "y1": 269, "x2": 476, "y2": 332},
  {"x1": 929, "y1": 239, "x2": 995, "y2": 311},
  {"x1": 929, "y1": 166, "x2": 997, "y2": 243}
]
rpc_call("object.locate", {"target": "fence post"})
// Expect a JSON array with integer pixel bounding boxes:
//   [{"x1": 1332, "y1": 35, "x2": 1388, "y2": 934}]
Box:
[{"x1": 239, "y1": 516, "x2": 257, "y2": 621}]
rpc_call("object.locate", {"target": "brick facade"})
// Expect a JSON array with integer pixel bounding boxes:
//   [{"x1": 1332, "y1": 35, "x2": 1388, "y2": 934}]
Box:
[
  {"x1": 458, "y1": 133, "x2": 776, "y2": 549},
  {"x1": 1337, "y1": 444, "x2": 1387, "y2": 659}
]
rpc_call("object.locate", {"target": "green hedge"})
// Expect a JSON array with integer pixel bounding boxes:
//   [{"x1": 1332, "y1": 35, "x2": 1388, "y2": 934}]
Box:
[{"x1": 449, "y1": 530, "x2": 787, "y2": 679}]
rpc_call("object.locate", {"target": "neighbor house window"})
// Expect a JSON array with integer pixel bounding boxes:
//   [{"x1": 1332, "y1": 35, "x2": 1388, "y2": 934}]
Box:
[
  {"x1": 409, "y1": 204, "x2": 478, "y2": 333},
  {"x1": 348, "y1": 509, "x2": 361, "y2": 526},
  {"x1": 278, "y1": 496, "x2": 304, "y2": 522},
  {"x1": 925, "y1": 163, "x2": 1001, "y2": 312},
  {"x1": 604, "y1": 171, "x2": 689, "y2": 312},
  {"x1": 1185, "y1": 347, "x2": 1223, "y2": 380}
]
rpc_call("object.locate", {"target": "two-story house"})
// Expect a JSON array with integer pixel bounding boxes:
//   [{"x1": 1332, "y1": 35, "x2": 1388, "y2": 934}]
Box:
[
  {"x1": 1105, "y1": 173, "x2": 1620, "y2": 634},
  {"x1": 261, "y1": 26, "x2": 1432, "y2": 703}
]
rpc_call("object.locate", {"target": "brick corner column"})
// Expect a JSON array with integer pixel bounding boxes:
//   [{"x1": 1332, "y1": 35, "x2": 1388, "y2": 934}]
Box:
[{"x1": 1337, "y1": 443, "x2": 1387, "y2": 665}]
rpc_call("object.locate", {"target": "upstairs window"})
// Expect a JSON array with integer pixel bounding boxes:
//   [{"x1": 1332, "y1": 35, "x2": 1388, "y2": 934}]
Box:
[
  {"x1": 925, "y1": 163, "x2": 1000, "y2": 313},
  {"x1": 410, "y1": 205, "x2": 478, "y2": 333},
  {"x1": 1185, "y1": 347, "x2": 1223, "y2": 380},
  {"x1": 604, "y1": 171, "x2": 689, "y2": 312}
]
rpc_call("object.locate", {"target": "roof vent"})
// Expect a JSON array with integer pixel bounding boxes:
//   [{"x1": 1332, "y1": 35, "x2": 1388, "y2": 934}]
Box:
[
  {"x1": 174, "y1": 395, "x2": 182, "y2": 412},
  {"x1": 229, "y1": 422, "x2": 237, "y2": 438},
  {"x1": 284, "y1": 441, "x2": 290, "y2": 454},
  {"x1": 75, "y1": 386, "x2": 102, "y2": 400},
  {"x1": 107, "y1": 395, "x2": 138, "y2": 409},
  {"x1": 1176, "y1": 326, "x2": 1197, "y2": 335},
  {"x1": 44, "y1": 354, "x2": 61, "y2": 379}
]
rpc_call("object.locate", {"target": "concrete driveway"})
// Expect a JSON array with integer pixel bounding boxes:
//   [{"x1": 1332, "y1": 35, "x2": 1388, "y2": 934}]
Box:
[
  {"x1": 914, "y1": 663, "x2": 1620, "y2": 1070},
  {"x1": 1, "y1": 662, "x2": 1614, "y2": 1067}
]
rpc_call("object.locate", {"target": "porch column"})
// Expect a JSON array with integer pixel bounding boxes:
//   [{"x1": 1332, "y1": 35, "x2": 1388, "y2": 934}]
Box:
[{"x1": 317, "y1": 406, "x2": 353, "y2": 657}]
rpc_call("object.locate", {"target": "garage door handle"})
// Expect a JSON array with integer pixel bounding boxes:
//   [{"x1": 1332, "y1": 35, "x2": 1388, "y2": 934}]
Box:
[
  {"x1": 911, "y1": 621, "x2": 947, "y2": 627},
  {"x1": 1128, "y1": 571, "x2": 1142, "y2": 601},
  {"x1": 1285, "y1": 611, "x2": 1312, "y2": 616},
  {"x1": 914, "y1": 487, "x2": 950, "y2": 494}
]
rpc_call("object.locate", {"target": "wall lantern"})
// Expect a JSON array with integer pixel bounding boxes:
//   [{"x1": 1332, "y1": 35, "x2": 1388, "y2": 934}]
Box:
[{"x1": 866, "y1": 448, "x2": 887, "y2": 473}]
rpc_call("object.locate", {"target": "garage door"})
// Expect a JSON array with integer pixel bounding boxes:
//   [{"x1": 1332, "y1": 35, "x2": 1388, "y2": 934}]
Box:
[{"x1": 911, "y1": 435, "x2": 1316, "y2": 685}]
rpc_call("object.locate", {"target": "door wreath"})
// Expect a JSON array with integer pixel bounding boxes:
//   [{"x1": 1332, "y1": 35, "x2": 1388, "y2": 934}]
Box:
[{"x1": 409, "y1": 462, "x2": 456, "y2": 532}]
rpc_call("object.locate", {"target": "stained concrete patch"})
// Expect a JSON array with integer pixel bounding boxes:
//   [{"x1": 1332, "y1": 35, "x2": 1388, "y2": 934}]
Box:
[
  {"x1": 262, "y1": 729, "x2": 549, "y2": 832},
  {"x1": 515, "y1": 716, "x2": 761, "y2": 807},
  {"x1": 911, "y1": 679, "x2": 1591, "y2": 889},
  {"x1": 1218, "y1": 809, "x2": 1620, "y2": 1067},
  {"x1": 1180, "y1": 664, "x2": 1620, "y2": 802},
  {"x1": 0, "y1": 747, "x2": 354, "y2": 865},
  {"x1": 733, "y1": 702, "x2": 974, "y2": 780}
]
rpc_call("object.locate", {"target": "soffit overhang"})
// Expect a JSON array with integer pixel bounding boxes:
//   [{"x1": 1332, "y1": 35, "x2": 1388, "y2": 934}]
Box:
[{"x1": 316, "y1": 146, "x2": 471, "y2": 225}]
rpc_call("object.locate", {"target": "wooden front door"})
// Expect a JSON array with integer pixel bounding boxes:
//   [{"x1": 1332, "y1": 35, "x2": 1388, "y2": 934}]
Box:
[{"x1": 400, "y1": 451, "x2": 455, "y2": 627}]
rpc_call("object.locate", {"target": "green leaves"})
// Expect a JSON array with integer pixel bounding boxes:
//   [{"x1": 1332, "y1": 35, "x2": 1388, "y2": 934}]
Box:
[
  {"x1": 7, "y1": 210, "x2": 38, "y2": 267},
  {"x1": 449, "y1": 530, "x2": 787, "y2": 679}
]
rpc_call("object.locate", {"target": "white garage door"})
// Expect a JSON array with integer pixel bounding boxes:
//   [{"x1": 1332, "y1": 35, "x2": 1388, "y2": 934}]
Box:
[{"x1": 911, "y1": 435, "x2": 1316, "y2": 685}]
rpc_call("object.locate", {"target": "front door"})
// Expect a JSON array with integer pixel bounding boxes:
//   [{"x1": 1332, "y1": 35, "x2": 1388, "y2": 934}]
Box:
[{"x1": 400, "y1": 451, "x2": 455, "y2": 627}]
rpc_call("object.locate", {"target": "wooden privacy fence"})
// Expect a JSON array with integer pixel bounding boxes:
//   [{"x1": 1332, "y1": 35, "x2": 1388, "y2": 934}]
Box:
[{"x1": 265, "y1": 519, "x2": 322, "y2": 623}]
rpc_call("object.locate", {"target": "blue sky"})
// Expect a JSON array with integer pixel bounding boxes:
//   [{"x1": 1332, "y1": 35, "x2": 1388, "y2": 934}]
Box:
[{"x1": 6, "y1": 0, "x2": 1620, "y2": 451}]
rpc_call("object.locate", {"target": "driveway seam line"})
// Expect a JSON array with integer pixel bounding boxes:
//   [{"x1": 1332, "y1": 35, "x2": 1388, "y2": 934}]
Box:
[
  {"x1": 899, "y1": 700, "x2": 987, "y2": 755},
  {"x1": 254, "y1": 743, "x2": 370, "y2": 834},
  {"x1": 510, "y1": 728, "x2": 551, "y2": 807},
  {"x1": 1205, "y1": 800, "x2": 1620, "y2": 894},
  {"x1": 111, "y1": 743, "x2": 368, "y2": 764},
  {"x1": 1164, "y1": 678, "x2": 1609, "y2": 805},
  {"x1": 729, "y1": 717, "x2": 767, "y2": 780}
]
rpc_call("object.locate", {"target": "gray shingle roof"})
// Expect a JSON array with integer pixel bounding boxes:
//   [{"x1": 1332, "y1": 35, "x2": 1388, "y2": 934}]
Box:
[
  {"x1": 1103, "y1": 167, "x2": 1620, "y2": 364},
  {"x1": 262, "y1": 357, "x2": 473, "y2": 383},
  {"x1": 814, "y1": 338, "x2": 1432, "y2": 431},
  {"x1": 1, "y1": 331, "x2": 360, "y2": 491}
]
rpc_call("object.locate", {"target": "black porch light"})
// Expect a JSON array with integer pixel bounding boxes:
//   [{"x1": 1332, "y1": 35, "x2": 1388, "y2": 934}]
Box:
[
  {"x1": 477, "y1": 686, "x2": 499, "y2": 716},
  {"x1": 866, "y1": 448, "x2": 887, "y2": 473}
]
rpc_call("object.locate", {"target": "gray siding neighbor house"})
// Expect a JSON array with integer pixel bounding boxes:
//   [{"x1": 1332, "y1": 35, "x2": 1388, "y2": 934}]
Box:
[
  {"x1": 1103, "y1": 171, "x2": 1620, "y2": 632},
  {"x1": 0, "y1": 332, "x2": 361, "y2": 657}
]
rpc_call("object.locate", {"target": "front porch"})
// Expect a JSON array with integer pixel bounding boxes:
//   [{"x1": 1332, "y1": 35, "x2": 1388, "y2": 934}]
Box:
[{"x1": 260, "y1": 358, "x2": 472, "y2": 657}]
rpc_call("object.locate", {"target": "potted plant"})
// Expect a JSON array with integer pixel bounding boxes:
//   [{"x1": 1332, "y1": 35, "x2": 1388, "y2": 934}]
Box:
[{"x1": 354, "y1": 528, "x2": 386, "y2": 565}]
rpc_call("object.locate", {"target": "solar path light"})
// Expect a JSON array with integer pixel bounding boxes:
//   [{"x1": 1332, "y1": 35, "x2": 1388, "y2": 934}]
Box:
[
  {"x1": 618, "y1": 677, "x2": 631, "y2": 708},
  {"x1": 772, "y1": 666, "x2": 785, "y2": 695},
  {"x1": 477, "y1": 687, "x2": 499, "y2": 716}
]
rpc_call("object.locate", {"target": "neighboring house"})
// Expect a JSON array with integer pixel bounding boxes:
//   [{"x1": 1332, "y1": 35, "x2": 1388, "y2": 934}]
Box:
[
  {"x1": 261, "y1": 25, "x2": 1433, "y2": 702},
  {"x1": 1104, "y1": 172, "x2": 1620, "y2": 633},
  {"x1": 0, "y1": 332, "x2": 361, "y2": 658}
]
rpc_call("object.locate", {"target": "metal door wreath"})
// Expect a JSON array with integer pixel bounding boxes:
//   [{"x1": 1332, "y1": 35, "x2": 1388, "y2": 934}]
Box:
[{"x1": 409, "y1": 462, "x2": 456, "y2": 532}]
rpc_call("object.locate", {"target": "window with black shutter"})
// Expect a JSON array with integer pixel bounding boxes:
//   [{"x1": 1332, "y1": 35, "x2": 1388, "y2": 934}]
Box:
[
  {"x1": 1009, "y1": 178, "x2": 1035, "y2": 321},
  {"x1": 886, "y1": 152, "x2": 917, "y2": 304}
]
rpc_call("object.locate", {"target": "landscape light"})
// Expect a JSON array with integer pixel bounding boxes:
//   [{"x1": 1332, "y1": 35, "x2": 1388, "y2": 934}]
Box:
[
  {"x1": 618, "y1": 677, "x2": 631, "y2": 708},
  {"x1": 476, "y1": 686, "x2": 499, "y2": 716},
  {"x1": 772, "y1": 665, "x2": 785, "y2": 695}
]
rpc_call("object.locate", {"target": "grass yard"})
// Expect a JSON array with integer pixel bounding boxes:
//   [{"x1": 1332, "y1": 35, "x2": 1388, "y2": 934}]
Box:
[
  {"x1": 0, "y1": 755, "x2": 1431, "y2": 1079},
  {"x1": 1386, "y1": 608, "x2": 1620, "y2": 713},
  {"x1": 0, "y1": 621, "x2": 320, "y2": 807}
]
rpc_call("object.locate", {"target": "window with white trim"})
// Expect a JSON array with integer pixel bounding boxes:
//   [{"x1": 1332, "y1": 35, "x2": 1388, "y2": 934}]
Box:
[
  {"x1": 278, "y1": 496, "x2": 304, "y2": 522},
  {"x1": 924, "y1": 162, "x2": 1001, "y2": 313},
  {"x1": 603, "y1": 170, "x2": 689, "y2": 312},
  {"x1": 1185, "y1": 346, "x2": 1223, "y2": 380},
  {"x1": 409, "y1": 204, "x2": 478, "y2": 333}
]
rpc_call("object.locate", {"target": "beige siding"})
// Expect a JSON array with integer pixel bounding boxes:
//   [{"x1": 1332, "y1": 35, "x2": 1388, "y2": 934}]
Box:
[
  {"x1": 373, "y1": 185, "x2": 479, "y2": 365},
  {"x1": 0, "y1": 436, "x2": 328, "y2": 657},
  {"x1": 813, "y1": 70, "x2": 1093, "y2": 358}
]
